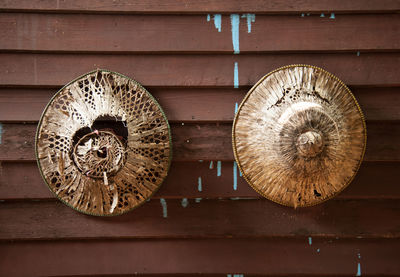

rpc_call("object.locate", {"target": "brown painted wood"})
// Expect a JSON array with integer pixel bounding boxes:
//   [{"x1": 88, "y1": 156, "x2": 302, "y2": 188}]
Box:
[
  {"x1": 1, "y1": 13, "x2": 399, "y2": 52},
  {"x1": 0, "y1": 53, "x2": 399, "y2": 87},
  {"x1": 1, "y1": 0, "x2": 399, "y2": 14},
  {"x1": 0, "y1": 161, "x2": 399, "y2": 200},
  {"x1": 0, "y1": 122, "x2": 398, "y2": 162},
  {"x1": 0, "y1": 87, "x2": 399, "y2": 122},
  {"x1": 0, "y1": 199, "x2": 399, "y2": 240},
  {"x1": 1, "y1": 238, "x2": 399, "y2": 276}
]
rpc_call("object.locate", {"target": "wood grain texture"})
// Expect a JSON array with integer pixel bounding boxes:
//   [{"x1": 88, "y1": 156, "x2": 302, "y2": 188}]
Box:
[
  {"x1": 1, "y1": 87, "x2": 399, "y2": 122},
  {"x1": 1, "y1": 199, "x2": 399, "y2": 240},
  {"x1": 1, "y1": 0, "x2": 399, "y2": 13},
  {"x1": 1, "y1": 238, "x2": 399, "y2": 276},
  {"x1": 1, "y1": 161, "x2": 399, "y2": 200},
  {"x1": 0, "y1": 122, "x2": 398, "y2": 162},
  {"x1": 1, "y1": 53, "x2": 399, "y2": 87},
  {"x1": 1, "y1": 13, "x2": 398, "y2": 52}
]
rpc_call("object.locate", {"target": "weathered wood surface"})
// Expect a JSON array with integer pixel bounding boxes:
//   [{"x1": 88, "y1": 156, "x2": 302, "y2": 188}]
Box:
[
  {"x1": 0, "y1": 1, "x2": 399, "y2": 276},
  {"x1": 1, "y1": 13, "x2": 398, "y2": 52},
  {"x1": 1, "y1": 53, "x2": 399, "y2": 87},
  {"x1": 0, "y1": 199, "x2": 399, "y2": 240},
  {"x1": 1, "y1": 0, "x2": 399, "y2": 14},
  {"x1": 0, "y1": 161, "x2": 399, "y2": 200},
  {"x1": 1, "y1": 238, "x2": 399, "y2": 276},
  {"x1": 1, "y1": 87, "x2": 399, "y2": 122},
  {"x1": 0, "y1": 122, "x2": 398, "y2": 161}
]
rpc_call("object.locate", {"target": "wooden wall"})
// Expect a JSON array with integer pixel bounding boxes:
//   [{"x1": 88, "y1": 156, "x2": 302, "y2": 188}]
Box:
[{"x1": 0, "y1": 1, "x2": 399, "y2": 276}]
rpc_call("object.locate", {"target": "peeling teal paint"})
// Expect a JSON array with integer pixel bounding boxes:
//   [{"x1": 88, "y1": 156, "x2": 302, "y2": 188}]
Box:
[
  {"x1": 233, "y1": 161, "x2": 238, "y2": 190},
  {"x1": 235, "y1": 102, "x2": 239, "y2": 114},
  {"x1": 207, "y1": 14, "x2": 221, "y2": 32},
  {"x1": 198, "y1": 176, "x2": 202, "y2": 192},
  {"x1": 301, "y1": 13, "x2": 305, "y2": 17},
  {"x1": 217, "y1": 161, "x2": 222, "y2": 176},
  {"x1": 242, "y1": 13, "x2": 255, "y2": 33},
  {"x1": 239, "y1": 168, "x2": 243, "y2": 177},
  {"x1": 209, "y1": 161, "x2": 214, "y2": 169},
  {"x1": 357, "y1": 51, "x2": 360, "y2": 56},
  {"x1": 356, "y1": 263, "x2": 361, "y2": 276},
  {"x1": 330, "y1": 13, "x2": 335, "y2": 19},
  {"x1": 230, "y1": 14, "x2": 240, "y2": 54},
  {"x1": 214, "y1": 14, "x2": 222, "y2": 32},
  {"x1": 234, "y1": 62, "x2": 239, "y2": 88},
  {"x1": 195, "y1": 197, "x2": 202, "y2": 203},
  {"x1": 308, "y1": 237, "x2": 312, "y2": 245},
  {"x1": 181, "y1": 198, "x2": 189, "y2": 208},
  {"x1": 317, "y1": 248, "x2": 320, "y2": 253},
  {"x1": 199, "y1": 160, "x2": 203, "y2": 162},
  {"x1": 320, "y1": 13, "x2": 325, "y2": 17},
  {"x1": 160, "y1": 198, "x2": 167, "y2": 218}
]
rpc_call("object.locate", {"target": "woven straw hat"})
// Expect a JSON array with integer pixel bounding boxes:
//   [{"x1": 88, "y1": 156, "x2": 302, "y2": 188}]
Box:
[
  {"x1": 233, "y1": 65, "x2": 366, "y2": 207},
  {"x1": 36, "y1": 70, "x2": 172, "y2": 216}
]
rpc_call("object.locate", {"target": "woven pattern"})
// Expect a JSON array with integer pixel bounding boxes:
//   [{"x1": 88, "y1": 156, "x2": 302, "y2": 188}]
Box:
[
  {"x1": 36, "y1": 70, "x2": 171, "y2": 216},
  {"x1": 233, "y1": 65, "x2": 366, "y2": 207}
]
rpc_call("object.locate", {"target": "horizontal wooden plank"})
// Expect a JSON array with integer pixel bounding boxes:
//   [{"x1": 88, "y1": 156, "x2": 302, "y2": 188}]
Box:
[
  {"x1": 0, "y1": 121, "x2": 398, "y2": 162},
  {"x1": 0, "y1": 87, "x2": 399, "y2": 122},
  {"x1": 1, "y1": 13, "x2": 398, "y2": 53},
  {"x1": 0, "y1": 161, "x2": 399, "y2": 200},
  {"x1": 0, "y1": 53, "x2": 399, "y2": 87},
  {"x1": 0, "y1": 0, "x2": 399, "y2": 14},
  {"x1": 1, "y1": 238, "x2": 400, "y2": 276},
  {"x1": 0, "y1": 199, "x2": 399, "y2": 240}
]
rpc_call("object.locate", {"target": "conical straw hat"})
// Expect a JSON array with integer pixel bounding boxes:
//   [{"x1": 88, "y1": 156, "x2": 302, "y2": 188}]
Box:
[
  {"x1": 36, "y1": 70, "x2": 172, "y2": 216},
  {"x1": 232, "y1": 65, "x2": 366, "y2": 207}
]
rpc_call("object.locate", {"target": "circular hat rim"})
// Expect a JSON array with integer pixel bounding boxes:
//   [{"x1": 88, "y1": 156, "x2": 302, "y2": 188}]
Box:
[
  {"x1": 35, "y1": 69, "x2": 173, "y2": 216},
  {"x1": 232, "y1": 64, "x2": 367, "y2": 208}
]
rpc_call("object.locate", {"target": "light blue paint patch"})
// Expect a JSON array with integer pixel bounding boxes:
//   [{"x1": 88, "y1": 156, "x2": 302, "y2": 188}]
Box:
[
  {"x1": 357, "y1": 51, "x2": 360, "y2": 56},
  {"x1": 209, "y1": 161, "x2": 214, "y2": 169},
  {"x1": 234, "y1": 274, "x2": 244, "y2": 277},
  {"x1": 227, "y1": 275, "x2": 232, "y2": 277},
  {"x1": 307, "y1": 13, "x2": 311, "y2": 16},
  {"x1": 199, "y1": 160, "x2": 203, "y2": 162},
  {"x1": 358, "y1": 253, "x2": 361, "y2": 259},
  {"x1": 207, "y1": 14, "x2": 211, "y2": 22},
  {"x1": 195, "y1": 197, "x2": 202, "y2": 203},
  {"x1": 160, "y1": 198, "x2": 167, "y2": 218},
  {"x1": 0, "y1": 123, "x2": 2, "y2": 144},
  {"x1": 230, "y1": 14, "x2": 240, "y2": 54},
  {"x1": 320, "y1": 13, "x2": 325, "y2": 17},
  {"x1": 242, "y1": 13, "x2": 255, "y2": 33},
  {"x1": 233, "y1": 161, "x2": 238, "y2": 190},
  {"x1": 301, "y1": 13, "x2": 305, "y2": 17},
  {"x1": 234, "y1": 62, "x2": 239, "y2": 88},
  {"x1": 308, "y1": 237, "x2": 312, "y2": 245},
  {"x1": 213, "y1": 14, "x2": 222, "y2": 32},
  {"x1": 198, "y1": 176, "x2": 202, "y2": 192},
  {"x1": 317, "y1": 248, "x2": 320, "y2": 253},
  {"x1": 356, "y1": 263, "x2": 362, "y2": 276},
  {"x1": 234, "y1": 102, "x2": 239, "y2": 114},
  {"x1": 217, "y1": 161, "x2": 222, "y2": 176},
  {"x1": 181, "y1": 198, "x2": 189, "y2": 208},
  {"x1": 330, "y1": 13, "x2": 335, "y2": 19},
  {"x1": 239, "y1": 168, "x2": 243, "y2": 177}
]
